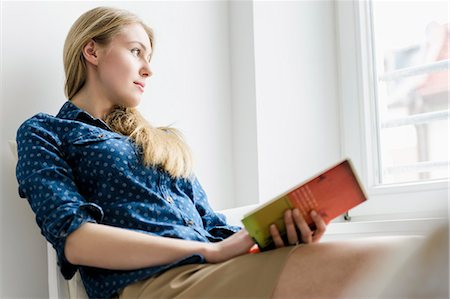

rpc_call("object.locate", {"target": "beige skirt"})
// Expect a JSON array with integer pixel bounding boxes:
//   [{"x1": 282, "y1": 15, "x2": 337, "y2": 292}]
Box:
[{"x1": 119, "y1": 246, "x2": 298, "y2": 299}]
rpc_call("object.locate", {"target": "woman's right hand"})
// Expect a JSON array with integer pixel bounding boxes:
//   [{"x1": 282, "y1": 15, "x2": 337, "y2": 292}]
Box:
[{"x1": 204, "y1": 229, "x2": 255, "y2": 263}]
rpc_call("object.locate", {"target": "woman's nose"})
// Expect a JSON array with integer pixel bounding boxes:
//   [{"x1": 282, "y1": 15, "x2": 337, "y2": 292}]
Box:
[{"x1": 140, "y1": 62, "x2": 152, "y2": 77}]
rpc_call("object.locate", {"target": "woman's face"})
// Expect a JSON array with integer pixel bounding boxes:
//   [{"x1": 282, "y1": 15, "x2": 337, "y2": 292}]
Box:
[{"x1": 96, "y1": 23, "x2": 152, "y2": 108}]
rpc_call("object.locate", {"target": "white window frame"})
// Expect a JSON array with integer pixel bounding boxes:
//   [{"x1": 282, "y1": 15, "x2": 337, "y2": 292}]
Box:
[{"x1": 336, "y1": 0, "x2": 449, "y2": 221}]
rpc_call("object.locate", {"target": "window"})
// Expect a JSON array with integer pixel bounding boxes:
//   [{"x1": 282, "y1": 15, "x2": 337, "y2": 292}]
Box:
[
  {"x1": 336, "y1": 0, "x2": 448, "y2": 220},
  {"x1": 371, "y1": 1, "x2": 449, "y2": 185}
]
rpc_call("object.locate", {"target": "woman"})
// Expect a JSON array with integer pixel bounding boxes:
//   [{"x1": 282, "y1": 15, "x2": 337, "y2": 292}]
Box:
[{"x1": 16, "y1": 6, "x2": 399, "y2": 299}]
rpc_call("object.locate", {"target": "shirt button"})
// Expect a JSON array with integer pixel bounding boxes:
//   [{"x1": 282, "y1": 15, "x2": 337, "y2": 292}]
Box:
[
  {"x1": 98, "y1": 134, "x2": 104, "y2": 138},
  {"x1": 187, "y1": 220, "x2": 194, "y2": 226},
  {"x1": 166, "y1": 196, "x2": 174, "y2": 204}
]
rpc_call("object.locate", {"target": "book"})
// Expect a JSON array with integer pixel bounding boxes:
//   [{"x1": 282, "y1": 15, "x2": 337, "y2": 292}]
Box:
[{"x1": 241, "y1": 159, "x2": 367, "y2": 250}]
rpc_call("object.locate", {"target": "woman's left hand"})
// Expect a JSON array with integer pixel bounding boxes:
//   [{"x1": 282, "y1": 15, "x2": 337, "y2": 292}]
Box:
[{"x1": 270, "y1": 209, "x2": 327, "y2": 248}]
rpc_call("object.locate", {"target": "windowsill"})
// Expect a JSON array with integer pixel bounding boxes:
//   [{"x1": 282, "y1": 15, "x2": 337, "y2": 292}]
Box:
[
  {"x1": 324, "y1": 216, "x2": 447, "y2": 240},
  {"x1": 367, "y1": 179, "x2": 449, "y2": 195}
]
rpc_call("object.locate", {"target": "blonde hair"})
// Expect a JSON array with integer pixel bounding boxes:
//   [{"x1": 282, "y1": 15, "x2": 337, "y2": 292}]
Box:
[{"x1": 63, "y1": 6, "x2": 193, "y2": 178}]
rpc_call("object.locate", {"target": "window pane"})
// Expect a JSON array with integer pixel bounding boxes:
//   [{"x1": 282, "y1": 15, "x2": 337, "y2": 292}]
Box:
[{"x1": 371, "y1": 0, "x2": 449, "y2": 184}]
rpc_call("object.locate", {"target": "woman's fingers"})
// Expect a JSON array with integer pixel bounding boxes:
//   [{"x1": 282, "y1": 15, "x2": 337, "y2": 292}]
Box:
[
  {"x1": 271, "y1": 209, "x2": 328, "y2": 248},
  {"x1": 284, "y1": 210, "x2": 300, "y2": 245},
  {"x1": 310, "y1": 210, "x2": 327, "y2": 242},
  {"x1": 270, "y1": 224, "x2": 285, "y2": 248},
  {"x1": 293, "y1": 209, "x2": 313, "y2": 244}
]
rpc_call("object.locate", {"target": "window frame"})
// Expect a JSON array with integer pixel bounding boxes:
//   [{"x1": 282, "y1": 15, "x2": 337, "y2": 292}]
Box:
[{"x1": 336, "y1": 0, "x2": 449, "y2": 221}]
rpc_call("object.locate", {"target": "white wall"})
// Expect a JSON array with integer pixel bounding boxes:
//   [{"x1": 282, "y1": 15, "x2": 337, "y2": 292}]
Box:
[
  {"x1": 229, "y1": 0, "x2": 341, "y2": 206},
  {"x1": 253, "y1": 1, "x2": 340, "y2": 201},
  {"x1": 1, "y1": 1, "x2": 341, "y2": 297}
]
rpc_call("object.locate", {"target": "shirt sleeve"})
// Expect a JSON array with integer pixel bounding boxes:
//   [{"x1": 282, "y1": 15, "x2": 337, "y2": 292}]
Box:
[
  {"x1": 15, "y1": 117, "x2": 104, "y2": 279},
  {"x1": 189, "y1": 176, "x2": 241, "y2": 240}
]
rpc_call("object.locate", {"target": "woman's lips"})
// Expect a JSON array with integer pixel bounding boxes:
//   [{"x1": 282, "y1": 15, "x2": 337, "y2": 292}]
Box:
[{"x1": 134, "y1": 82, "x2": 145, "y2": 92}]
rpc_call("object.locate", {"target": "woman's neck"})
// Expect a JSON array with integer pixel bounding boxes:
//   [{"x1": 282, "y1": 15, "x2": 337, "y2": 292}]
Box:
[{"x1": 70, "y1": 87, "x2": 113, "y2": 120}]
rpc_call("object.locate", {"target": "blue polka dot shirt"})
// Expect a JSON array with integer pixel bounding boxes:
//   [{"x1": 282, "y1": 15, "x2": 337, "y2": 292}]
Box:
[{"x1": 15, "y1": 101, "x2": 241, "y2": 299}]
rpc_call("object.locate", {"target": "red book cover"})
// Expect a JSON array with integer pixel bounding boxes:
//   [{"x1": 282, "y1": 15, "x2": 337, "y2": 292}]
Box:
[{"x1": 241, "y1": 159, "x2": 367, "y2": 250}]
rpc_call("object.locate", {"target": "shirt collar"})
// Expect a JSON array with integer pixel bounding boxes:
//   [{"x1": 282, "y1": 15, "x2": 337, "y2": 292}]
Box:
[{"x1": 57, "y1": 101, "x2": 113, "y2": 131}]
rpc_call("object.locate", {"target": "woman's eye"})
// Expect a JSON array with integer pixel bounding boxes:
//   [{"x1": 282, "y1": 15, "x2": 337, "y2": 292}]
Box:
[{"x1": 131, "y1": 48, "x2": 141, "y2": 56}]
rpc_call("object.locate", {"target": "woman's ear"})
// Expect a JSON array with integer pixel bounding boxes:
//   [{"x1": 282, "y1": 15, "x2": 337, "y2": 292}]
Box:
[{"x1": 82, "y1": 40, "x2": 100, "y2": 66}]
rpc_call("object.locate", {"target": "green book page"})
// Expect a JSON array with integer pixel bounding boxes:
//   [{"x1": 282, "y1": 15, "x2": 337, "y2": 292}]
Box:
[{"x1": 241, "y1": 195, "x2": 293, "y2": 248}]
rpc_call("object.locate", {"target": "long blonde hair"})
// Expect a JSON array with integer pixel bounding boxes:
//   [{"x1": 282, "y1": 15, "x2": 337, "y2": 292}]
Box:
[{"x1": 63, "y1": 6, "x2": 193, "y2": 178}]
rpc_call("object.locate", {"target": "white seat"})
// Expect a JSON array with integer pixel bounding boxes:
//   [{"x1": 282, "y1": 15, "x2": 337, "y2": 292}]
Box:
[{"x1": 47, "y1": 243, "x2": 87, "y2": 299}]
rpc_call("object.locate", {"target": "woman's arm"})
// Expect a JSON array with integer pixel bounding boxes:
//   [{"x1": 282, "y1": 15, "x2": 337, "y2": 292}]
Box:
[{"x1": 65, "y1": 222, "x2": 254, "y2": 270}]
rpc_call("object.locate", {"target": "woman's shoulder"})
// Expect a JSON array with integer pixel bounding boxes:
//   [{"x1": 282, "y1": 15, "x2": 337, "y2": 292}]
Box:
[
  {"x1": 18, "y1": 112, "x2": 57, "y2": 129},
  {"x1": 19, "y1": 111, "x2": 59, "y2": 127},
  {"x1": 17, "y1": 112, "x2": 63, "y2": 143}
]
